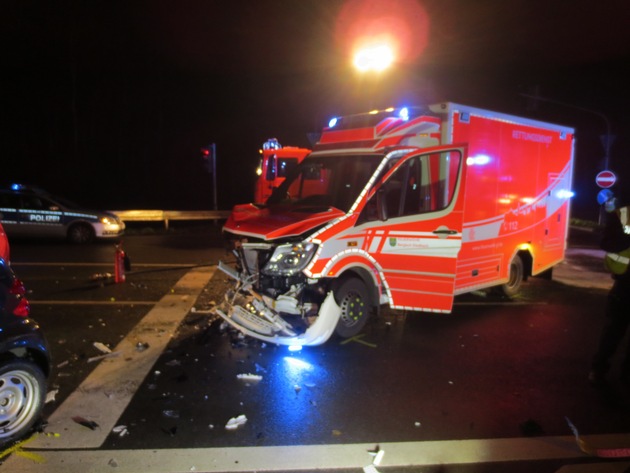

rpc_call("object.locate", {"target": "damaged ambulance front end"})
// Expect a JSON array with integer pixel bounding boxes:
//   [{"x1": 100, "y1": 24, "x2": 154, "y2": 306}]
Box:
[{"x1": 216, "y1": 152, "x2": 385, "y2": 346}]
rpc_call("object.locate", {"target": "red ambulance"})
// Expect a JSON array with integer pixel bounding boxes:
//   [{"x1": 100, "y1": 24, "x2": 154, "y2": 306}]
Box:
[
  {"x1": 218, "y1": 103, "x2": 575, "y2": 346},
  {"x1": 254, "y1": 138, "x2": 311, "y2": 203}
]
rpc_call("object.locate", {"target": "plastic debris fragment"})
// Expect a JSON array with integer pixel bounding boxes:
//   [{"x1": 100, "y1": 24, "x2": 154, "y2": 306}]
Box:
[
  {"x1": 236, "y1": 373, "x2": 263, "y2": 383},
  {"x1": 112, "y1": 425, "x2": 129, "y2": 437},
  {"x1": 225, "y1": 414, "x2": 247, "y2": 430},
  {"x1": 93, "y1": 342, "x2": 112, "y2": 354},
  {"x1": 45, "y1": 389, "x2": 59, "y2": 404},
  {"x1": 162, "y1": 410, "x2": 180, "y2": 419}
]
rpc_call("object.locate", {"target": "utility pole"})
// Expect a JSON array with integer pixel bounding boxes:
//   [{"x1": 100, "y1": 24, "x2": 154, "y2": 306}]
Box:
[
  {"x1": 211, "y1": 142, "x2": 217, "y2": 211},
  {"x1": 201, "y1": 143, "x2": 218, "y2": 211}
]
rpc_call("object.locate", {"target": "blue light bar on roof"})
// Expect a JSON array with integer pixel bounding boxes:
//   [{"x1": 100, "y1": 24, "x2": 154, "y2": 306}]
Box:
[
  {"x1": 328, "y1": 117, "x2": 338, "y2": 128},
  {"x1": 399, "y1": 107, "x2": 409, "y2": 121}
]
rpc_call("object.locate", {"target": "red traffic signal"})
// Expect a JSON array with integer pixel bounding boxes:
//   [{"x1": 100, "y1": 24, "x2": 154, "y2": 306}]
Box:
[{"x1": 200, "y1": 145, "x2": 214, "y2": 173}]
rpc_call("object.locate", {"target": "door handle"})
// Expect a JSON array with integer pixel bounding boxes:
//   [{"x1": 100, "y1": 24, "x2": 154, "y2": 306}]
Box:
[{"x1": 433, "y1": 228, "x2": 457, "y2": 235}]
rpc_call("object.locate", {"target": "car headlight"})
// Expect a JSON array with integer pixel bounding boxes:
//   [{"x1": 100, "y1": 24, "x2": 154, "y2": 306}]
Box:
[
  {"x1": 262, "y1": 242, "x2": 317, "y2": 276},
  {"x1": 100, "y1": 216, "x2": 122, "y2": 227}
]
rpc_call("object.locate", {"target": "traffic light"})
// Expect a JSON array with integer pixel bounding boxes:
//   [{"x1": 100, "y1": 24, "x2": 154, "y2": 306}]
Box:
[{"x1": 200, "y1": 144, "x2": 215, "y2": 173}]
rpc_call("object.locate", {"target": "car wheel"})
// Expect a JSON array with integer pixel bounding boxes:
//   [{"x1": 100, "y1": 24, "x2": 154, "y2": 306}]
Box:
[
  {"x1": 333, "y1": 277, "x2": 373, "y2": 339},
  {"x1": 498, "y1": 254, "x2": 524, "y2": 297},
  {"x1": 68, "y1": 223, "x2": 95, "y2": 244},
  {"x1": 0, "y1": 360, "x2": 46, "y2": 443}
]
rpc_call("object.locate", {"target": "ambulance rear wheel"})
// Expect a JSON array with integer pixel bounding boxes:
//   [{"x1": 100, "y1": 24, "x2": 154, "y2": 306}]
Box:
[
  {"x1": 333, "y1": 277, "x2": 373, "y2": 338},
  {"x1": 499, "y1": 254, "x2": 524, "y2": 297},
  {"x1": 67, "y1": 223, "x2": 95, "y2": 244}
]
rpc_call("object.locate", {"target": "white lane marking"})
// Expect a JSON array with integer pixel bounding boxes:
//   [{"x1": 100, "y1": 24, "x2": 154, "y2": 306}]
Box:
[
  {"x1": 25, "y1": 266, "x2": 216, "y2": 450},
  {"x1": 12, "y1": 262, "x2": 200, "y2": 268},
  {"x1": 8, "y1": 435, "x2": 630, "y2": 472},
  {"x1": 30, "y1": 300, "x2": 156, "y2": 306}
]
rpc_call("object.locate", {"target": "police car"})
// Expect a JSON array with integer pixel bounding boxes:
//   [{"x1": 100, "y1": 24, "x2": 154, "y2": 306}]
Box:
[{"x1": 0, "y1": 184, "x2": 125, "y2": 243}]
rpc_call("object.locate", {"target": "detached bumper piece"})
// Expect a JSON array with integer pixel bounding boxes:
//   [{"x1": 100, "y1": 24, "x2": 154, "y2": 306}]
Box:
[{"x1": 215, "y1": 261, "x2": 341, "y2": 346}]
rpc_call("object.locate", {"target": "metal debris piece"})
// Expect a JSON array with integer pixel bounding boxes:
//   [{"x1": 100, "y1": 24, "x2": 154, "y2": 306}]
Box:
[
  {"x1": 89, "y1": 273, "x2": 113, "y2": 282},
  {"x1": 71, "y1": 416, "x2": 99, "y2": 430}
]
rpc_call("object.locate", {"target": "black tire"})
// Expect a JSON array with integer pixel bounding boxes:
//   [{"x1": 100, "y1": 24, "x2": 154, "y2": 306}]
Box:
[
  {"x1": 333, "y1": 277, "x2": 373, "y2": 338},
  {"x1": 68, "y1": 223, "x2": 95, "y2": 244},
  {"x1": 499, "y1": 254, "x2": 524, "y2": 297},
  {"x1": 0, "y1": 360, "x2": 46, "y2": 444}
]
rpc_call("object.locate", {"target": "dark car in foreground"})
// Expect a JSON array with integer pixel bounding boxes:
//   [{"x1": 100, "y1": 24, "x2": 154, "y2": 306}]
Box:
[
  {"x1": 0, "y1": 184, "x2": 125, "y2": 244},
  {"x1": 0, "y1": 255, "x2": 50, "y2": 445}
]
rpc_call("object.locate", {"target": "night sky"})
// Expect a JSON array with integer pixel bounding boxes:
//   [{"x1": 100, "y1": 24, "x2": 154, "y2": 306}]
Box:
[{"x1": 2, "y1": 0, "x2": 629, "y2": 220}]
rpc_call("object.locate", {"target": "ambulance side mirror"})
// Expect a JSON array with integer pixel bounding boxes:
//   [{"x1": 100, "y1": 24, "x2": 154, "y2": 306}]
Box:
[{"x1": 376, "y1": 188, "x2": 388, "y2": 221}]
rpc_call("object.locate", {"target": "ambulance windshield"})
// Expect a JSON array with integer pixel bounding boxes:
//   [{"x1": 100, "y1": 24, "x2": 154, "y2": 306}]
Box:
[{"x1": 266, "y1": 154, "x2": 383, "y2": 213}]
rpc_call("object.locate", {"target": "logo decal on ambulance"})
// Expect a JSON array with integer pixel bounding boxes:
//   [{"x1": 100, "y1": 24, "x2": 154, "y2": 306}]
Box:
[{"x1": 389, "y1": 237, "x2": 397, "y2": 247}]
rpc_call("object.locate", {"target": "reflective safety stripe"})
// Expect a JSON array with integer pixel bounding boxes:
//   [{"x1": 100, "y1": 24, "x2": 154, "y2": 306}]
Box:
[
  {"x1": 607, "y1": 253, "x2": 630, "y2": 265},
  {"x1": 605, "y1": 248, "x2": 630, "y2": 275}
]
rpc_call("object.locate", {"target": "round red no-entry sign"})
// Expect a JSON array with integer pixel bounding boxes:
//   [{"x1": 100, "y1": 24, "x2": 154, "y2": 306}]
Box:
[{"x1": 596, "y1": 170, "x2": 616, "y2": 188}]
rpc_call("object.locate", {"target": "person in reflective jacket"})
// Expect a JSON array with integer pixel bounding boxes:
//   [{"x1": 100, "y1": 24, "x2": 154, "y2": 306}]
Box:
[{"x1": 589, "y1": 189, "x2": 630, "y2": 386}]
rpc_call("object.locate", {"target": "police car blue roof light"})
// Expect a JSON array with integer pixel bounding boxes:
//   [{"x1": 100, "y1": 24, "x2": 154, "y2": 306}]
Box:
[
  {"x1": 328, "y1": 117, "x2": 338, "y2": 128},
  {"x1": 10, "y1": 184, "x2": 22, "y2": 191},
  {"x1": 398, "y1": 107, "x2": 410, "y2": 121}
]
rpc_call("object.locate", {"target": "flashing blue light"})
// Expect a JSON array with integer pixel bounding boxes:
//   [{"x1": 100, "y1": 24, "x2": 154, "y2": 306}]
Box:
[
  {"x1": 399, "y1": 107, "x2": 409, "y2": 121},
  {"x1": 288, "y1": 344, "x2": 303, "y2": 352},
  {"x1": 556, "y1": 189, "x2": 575, "y2": 199},
  {"x1": 328, "y1": 117, "x2": 338, "y2": 128},
  {"x1": 466, "y1": 155, "x2": 491, "y2": 166},
  {"x1": 11, "y1": 183, "x2": 21, "y2": 191}
]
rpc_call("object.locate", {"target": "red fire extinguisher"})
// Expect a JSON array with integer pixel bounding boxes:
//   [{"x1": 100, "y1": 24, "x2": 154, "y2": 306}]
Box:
[{"x1": 114, "y1": 242, "x2": 127, "y2": 283}]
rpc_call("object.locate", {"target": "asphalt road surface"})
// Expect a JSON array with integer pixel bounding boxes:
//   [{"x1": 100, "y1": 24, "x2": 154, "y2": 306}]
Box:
[{"x1": 2, "y1": 226, "x2": 630, "y2": 473}]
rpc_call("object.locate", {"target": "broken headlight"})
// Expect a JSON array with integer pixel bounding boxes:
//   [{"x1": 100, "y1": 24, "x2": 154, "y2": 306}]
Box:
[{"x1": 261, "y1": 242, "x2": 317, "y2": 276}]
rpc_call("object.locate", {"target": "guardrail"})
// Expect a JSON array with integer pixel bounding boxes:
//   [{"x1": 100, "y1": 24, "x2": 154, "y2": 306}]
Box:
[{"x1": 111, "y1": 210, "x2": 231, "y2": 229}]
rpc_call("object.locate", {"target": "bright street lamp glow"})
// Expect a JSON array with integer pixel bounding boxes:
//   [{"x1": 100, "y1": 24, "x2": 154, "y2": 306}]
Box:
[{"x1": 353, "y1": 44, "x2": 394, "y2": 72}]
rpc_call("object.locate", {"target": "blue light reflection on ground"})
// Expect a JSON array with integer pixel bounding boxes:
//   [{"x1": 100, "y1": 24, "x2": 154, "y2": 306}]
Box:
[{"x1": 256, "y1": 349, "x2": 328, "y2": 441}]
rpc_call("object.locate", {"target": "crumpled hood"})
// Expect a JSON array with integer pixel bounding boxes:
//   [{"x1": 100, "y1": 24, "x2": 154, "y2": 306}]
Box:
[{"x1": 223, "y1": 203, "x2": 344, "y2": 240}]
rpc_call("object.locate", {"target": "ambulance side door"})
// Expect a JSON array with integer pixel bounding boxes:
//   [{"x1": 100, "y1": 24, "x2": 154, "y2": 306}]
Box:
[{"x1": 357, "y1": 146, "x2": 467, "y2": 312}]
